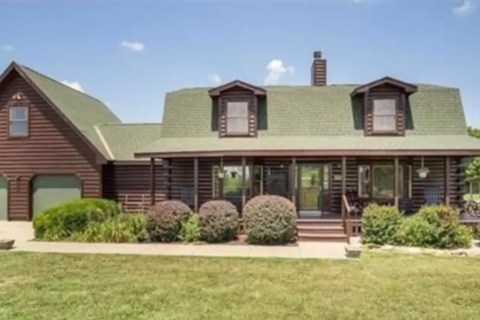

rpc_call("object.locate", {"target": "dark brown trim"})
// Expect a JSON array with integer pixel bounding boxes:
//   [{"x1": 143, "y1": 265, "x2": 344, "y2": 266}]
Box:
[
  {"x1": 445, "y1": 156, "x2": 450, "y2": 206},
  {"x1": 341, "y1": 156, "x2": 347, "y2": 221},
  {"x1": 394, "y1": 157, "x2": 399, "y2": 207},
  {"x1": 111, "y1": 160, "x2": 162, "y2": 166},
  {"x1": 150, "y1": 157, "x2": 156, "y2": 206},
  {"x1": 193, "y1": 157, "x2": 199, "y2": 212},
  {"x1": 208, "y1": 80, "x2": 266, "y2": 97},
  {"x1": 135, "y1": 149, "x2": 480, "y2": 159},
  {"x1": 290, "y1": 156, "x2": 296, "y2": 206},
  {"x1": 352, "y1": 76, "x2": 418, "y2": 96},
  {"x1": 0, "y1": 174, "x2": 10, "y2": 221},
  {"x1": 241, "y1": 156, "x2": 246, "y2": 211}
]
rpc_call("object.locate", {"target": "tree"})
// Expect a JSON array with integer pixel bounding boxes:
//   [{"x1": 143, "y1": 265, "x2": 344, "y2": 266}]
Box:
[{"x1": 467, "y1": 127, "x2": 480, "y2": 179}]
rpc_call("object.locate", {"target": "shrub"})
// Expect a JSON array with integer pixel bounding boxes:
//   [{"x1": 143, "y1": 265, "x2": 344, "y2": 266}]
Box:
[
  {"x1": 436, "y1": 222, "x2": 472, "y2": 249},
  {"x1": 242, "y1": 195, "x2": 296, "y2": 245},
  {"x1": 418, "y1": 205, "x2": 459, "y2": 226},
  {"x1": 146, "y1": 200, "x2": 192, "y2": 242},
  {"x1": 179, "y1": 214, "x2": 201, "y2": 243},
  {"x1": 199, "y1": 200, "x2": 239, "y2": 243},
  {"x1": 33, "y1": 198, "x2": 120, "y2": 240},
  {"x1": 396, "y1": 215, "x2": 437, "y2": 247},
  {"x1": 70, "y1": 214, "x2": 149, "y2": 243},
  {"x1": 396, "y1": 205, "x2": 473, "y2": 249},
  {"x1": 361, "y1": 204, "x2": 402, "y2": 245}
]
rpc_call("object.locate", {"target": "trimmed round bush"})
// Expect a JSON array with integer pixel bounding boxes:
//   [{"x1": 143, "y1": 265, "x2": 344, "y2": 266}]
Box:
[
  {"x1": 199, "y1": 200, "x2": 239, "y2": 243},
  {"x1": 146, "y1": 200, "x2": 192, "y2": 242},
  {"x1": 362, "y1": 204, "x2": 402, "y2": 245},
  {"x1": 396, "y1": 215, "x2": 437, "y2": 247},
  {"x1": 33, "y1": 198, "x2": 120, "y2": 240},
  {"x1": 242, "y1": 195, "x2": 296, "y2": 245}
]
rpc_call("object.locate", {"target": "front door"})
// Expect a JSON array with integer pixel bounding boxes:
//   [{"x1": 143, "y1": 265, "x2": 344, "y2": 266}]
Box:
[{"x1": 298, "y1": 164, "x2": 330, "y2": 218}]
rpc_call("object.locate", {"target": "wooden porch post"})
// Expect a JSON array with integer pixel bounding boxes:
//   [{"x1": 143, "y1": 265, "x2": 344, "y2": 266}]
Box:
[
  {"x1": 194, "y1": 157, "x2": 199, "y2": 212},
  {"x1": 341, "y1": 157, "x2": 347, "y2": 220},
  {"x1": 290, "y1": 156, "x2": 297, "y2": 207},
  {"x1": 241, "y1": 156, "x2": 246, "y2": 210},
  {"x1": 219, "y1": 157, "x2": 224, "y2": 199},
  {"x1": 445, "y1": 156, "x2": 450, "y2": 206},
  {"x1": 150, "y1": 157, "x2": 156, "y2": 206},
  {"x1": 394, "y1": 157, "x2": 399, "y2": 207},
  {"x1": 166, "y1": 159, "x2": 172, "y2": 200}
]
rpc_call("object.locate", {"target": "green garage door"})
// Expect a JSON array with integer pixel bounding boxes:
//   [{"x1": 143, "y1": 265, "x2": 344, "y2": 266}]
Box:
[
  {"x1": 32, "y1": 175, "x2": 81, "y2": 216},
  {"x1": 0, "y1": 176, "x2": 7, "y2": 220}
]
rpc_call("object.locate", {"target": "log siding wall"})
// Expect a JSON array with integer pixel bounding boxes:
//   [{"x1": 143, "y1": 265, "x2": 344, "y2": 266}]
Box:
[
  {"x1": 102, "y1": 163, "x2": 166, "y2": 212},
  {"x1": 0, "y1": 71, "x2": 102, "y2": 220},
  {"x1": 120, "y1": 156, "x2": 464, "y2": 215}
]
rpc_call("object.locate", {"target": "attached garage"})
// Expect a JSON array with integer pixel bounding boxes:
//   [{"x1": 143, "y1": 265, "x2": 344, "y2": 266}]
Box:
[
  {"x1": 32, "y1": 175, "x2": 82, "y2": 217},
  {"x1": 0, "y1": 176, "x2": 7, "y2": 220}
]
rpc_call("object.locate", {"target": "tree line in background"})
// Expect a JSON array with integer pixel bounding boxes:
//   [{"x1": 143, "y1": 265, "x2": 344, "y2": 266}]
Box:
[{"x1": 467, "y1": 127, "x2": 480, "y2": 180}]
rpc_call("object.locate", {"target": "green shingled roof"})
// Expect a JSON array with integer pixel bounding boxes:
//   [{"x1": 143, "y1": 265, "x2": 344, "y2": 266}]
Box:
[
  {"x1": 18, "y1": 65, "x2": 122, "y2": 159},
  {"x1": 96, "y1": 123, "x2": 162, "y2": 161},
  {"x1": 160, "y1": 84, "x2": 467, "y2": 138},
  {"x1": 138, "y1": 83, "x2": 480, "y2": 156}
]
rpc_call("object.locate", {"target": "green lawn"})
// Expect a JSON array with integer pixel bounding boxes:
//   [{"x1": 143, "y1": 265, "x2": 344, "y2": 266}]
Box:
[{"x1": 1, "y1": 252, "x2": 479, "y2": 320}]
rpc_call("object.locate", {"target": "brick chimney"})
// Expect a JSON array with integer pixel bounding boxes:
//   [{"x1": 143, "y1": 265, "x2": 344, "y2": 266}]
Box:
[{"x1": 311, "y1": 51, "x2": 327, "y2": 86}]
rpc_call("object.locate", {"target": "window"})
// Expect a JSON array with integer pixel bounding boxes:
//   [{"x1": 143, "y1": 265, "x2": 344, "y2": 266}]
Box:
[
  {"x1": 372, "y1": 165, "x2": 403, "y2": 198},
  {"x1": 212, "y1": 165, "x2": 251, "y2": 201},
  {"x1": 358, "y1": 164, "x2": 410, "y2": 199},
  {"x1": 373, "y1": 99, "x2": 396, "y2": 133},
  {"x1": 226, "y1": 101, "x2": 249, "y2": 135},
  {"x1": 9, "y1": 106, "x2": 28, "y2": 137},
  {"x1": 358, "y1": 165, "x2": 370, "y2": 198}
]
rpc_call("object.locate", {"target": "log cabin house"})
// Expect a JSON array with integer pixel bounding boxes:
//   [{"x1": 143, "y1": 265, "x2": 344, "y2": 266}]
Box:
[{"x1": 1, "y1": 51, "x2": 480, "y2": 241}]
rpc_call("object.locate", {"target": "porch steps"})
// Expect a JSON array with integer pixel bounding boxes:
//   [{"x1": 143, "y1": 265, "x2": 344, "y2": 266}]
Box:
[{"x1": 297, "y1": 219, "x2": 348, "y2": 242}]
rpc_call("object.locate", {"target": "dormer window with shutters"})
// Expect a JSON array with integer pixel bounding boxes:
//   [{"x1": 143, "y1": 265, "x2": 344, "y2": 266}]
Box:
[
  {"x1": 208, "y1": 80, "x2": 266, "y2": 137},
  {"x1": 351, "y1": 77, "x2": 417, "y2": 136}
]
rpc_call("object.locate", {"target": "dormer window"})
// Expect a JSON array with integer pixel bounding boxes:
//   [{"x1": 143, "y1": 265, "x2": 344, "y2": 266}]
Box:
[
  {"x1": 351, "y1": 77, "x2": 417, "y2": 137},
  {"x1": 208, "y1": 80, "x2": 266, "y2": 138},
  {"x1": 226, "y1": 101, "x2": 249, "y2": 135},
  {"x1": 373, "y1": 99, "x2": 397, "y2": 133}
]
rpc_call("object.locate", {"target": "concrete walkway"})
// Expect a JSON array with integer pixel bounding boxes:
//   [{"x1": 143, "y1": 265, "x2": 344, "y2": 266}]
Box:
[{"x1": 0, "y1": 222, "x2": 347, "y2": 259}]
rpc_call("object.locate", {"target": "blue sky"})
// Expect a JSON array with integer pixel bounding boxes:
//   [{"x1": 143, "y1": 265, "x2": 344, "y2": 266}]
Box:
[{"x1": 1, "y1": 0, "x2": 479, "y2": 126}]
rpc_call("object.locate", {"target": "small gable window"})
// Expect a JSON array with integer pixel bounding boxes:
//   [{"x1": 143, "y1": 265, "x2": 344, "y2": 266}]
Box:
[
  {"x1": 9, "y1": 106, "x2": 29, "y2": 137},
  {"x1": 226, "y1": 101, "x2": 249, "y2": 135},
  {"x1": 373, "y1": 99, "x2": 396, "y2": 133}
]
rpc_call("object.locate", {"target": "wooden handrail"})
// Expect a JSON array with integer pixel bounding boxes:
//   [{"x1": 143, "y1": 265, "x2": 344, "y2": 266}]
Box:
[{"x1": 342, "y1": 195, "x2": 352, "y2": 221}]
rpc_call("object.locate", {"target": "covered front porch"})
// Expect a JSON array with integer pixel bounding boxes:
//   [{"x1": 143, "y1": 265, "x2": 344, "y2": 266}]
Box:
[{"x1": 147, "y1": 155, "x2": 462, "y2": 223}]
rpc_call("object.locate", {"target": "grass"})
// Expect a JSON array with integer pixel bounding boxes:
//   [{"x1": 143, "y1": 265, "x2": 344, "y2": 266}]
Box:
[{"x1": 0, "y1": 252, "x2": 480, "y2": 319}]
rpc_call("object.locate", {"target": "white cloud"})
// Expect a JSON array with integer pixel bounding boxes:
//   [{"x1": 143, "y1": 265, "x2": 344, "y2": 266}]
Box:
[
  {"x1": 61, "y1": 81, "x2": 84, "y2": 93},
  {"x1": 263, "y1": 59, "x2": 294, "y2": 85},
  {"x1": 120, "y1": 41, "x2": 145, "y2": 52},
  {"x1": 208, "y1": 73, "x2": 222, "y2": 85},
  {"x1": 453, "y1": 0, "x2": 475, "y2": 16},
  {"x1": 3, "y1": 44, "x2": 14, "y2": 51}
]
